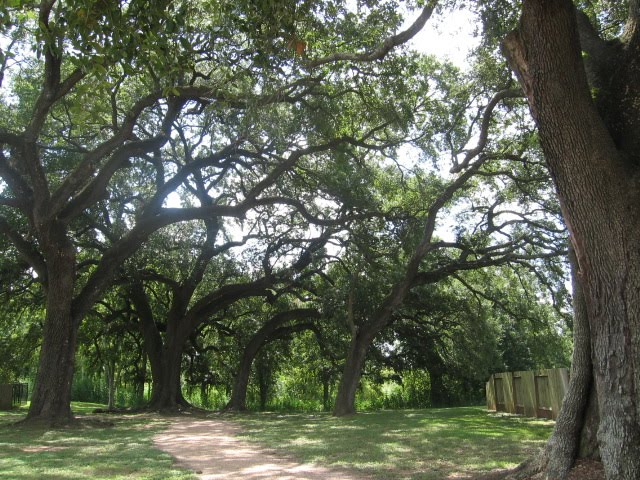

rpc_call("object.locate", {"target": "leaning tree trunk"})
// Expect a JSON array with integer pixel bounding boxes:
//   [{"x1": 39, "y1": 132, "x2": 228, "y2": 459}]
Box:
[
  {"x1": 333, "y1": 280, "x2": 418, "y2": 417},
  {"x1": 333, "y1": 331, "x2": 374, "y2": 416},
  {"x1": 504, "y1": 1, "x2": 640, "y2": 477},
  {"x1": 331, "y1": 95, "x2": 508, "y2": 417},
  {"x1": 225, "y1": 320, "x2": 281, "y2": 412},
  {"x1": 333, "y1": 281, "x2": 426, "y2": 416},
  {"x1": 26, "y1": 235, "x2": 78, "y2": 425},
  {"x1": 225, "y1": 344, "x2": 259, "y2": 412}
]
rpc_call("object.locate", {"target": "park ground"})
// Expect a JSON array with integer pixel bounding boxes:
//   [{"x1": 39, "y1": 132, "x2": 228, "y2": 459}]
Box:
[{"x1": 0, "y1": 403, "x2": 603, "y2": 479}]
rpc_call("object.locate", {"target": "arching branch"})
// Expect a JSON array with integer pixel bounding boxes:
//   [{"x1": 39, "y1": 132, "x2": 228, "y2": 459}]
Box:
[
  {"x1": 0, "y1": 216, "x2": 46, "y2": 281},
  {"x1": 306, "y1": 2, "x2": 437, "y2": 68}
]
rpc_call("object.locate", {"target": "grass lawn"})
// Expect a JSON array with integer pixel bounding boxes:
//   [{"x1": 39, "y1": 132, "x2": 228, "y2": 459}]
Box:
[
  {"x1": 0, "y1": 403, "x2": 553, "y2": 479},
  {"x1": 0, "y1": 403, "x2": 196, "y2": 480},
  {"x1": 231, "y1": 406, "x2": 554, "y2": 479}
]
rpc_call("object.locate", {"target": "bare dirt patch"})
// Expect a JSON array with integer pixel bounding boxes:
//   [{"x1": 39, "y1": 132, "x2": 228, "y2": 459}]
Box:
[
  {"x1": 153, "y1": 416, "x2": 366, "y2": 479},
  {"x1": 20, "y1": 445, "x2": 70, "y2": 453},
  {"x1": 154, "y1": 415, "x2": 604, "y2": 480}
]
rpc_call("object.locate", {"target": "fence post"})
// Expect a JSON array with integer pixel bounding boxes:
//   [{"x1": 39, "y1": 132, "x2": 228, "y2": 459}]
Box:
[
  {"x1": 504, "y1": 371, "x2": 515, "y2": 414},
  {"x1": 520, "y1": 370, "x2": 536, "y2": 417},
  {"x1": 0, "y1": 384, "x2": 12, "y2": 410},
  {"x1": 486, "y1": 375, "x2": 496, "y2": 410},
  {"x1": 549, "y1": 368, "x2": 569, "y2": 419},
  {"x1": 494, "y1": 373, "x2": 505, "y2": 411}
]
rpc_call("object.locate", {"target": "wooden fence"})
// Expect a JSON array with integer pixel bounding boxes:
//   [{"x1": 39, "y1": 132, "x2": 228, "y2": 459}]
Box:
[{"x1": 486, "y1": 368, "x2": 569, "y2": 420}]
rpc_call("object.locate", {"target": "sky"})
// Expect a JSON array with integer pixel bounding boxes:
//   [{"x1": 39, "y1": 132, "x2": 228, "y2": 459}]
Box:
[{"x1": 408, "y1": 6, "x2": 479, "y2": 68}]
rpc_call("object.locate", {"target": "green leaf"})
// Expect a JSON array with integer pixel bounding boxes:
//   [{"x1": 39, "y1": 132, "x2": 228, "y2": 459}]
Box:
[
  {"x1": 93, "y1": 63, "x2": 108, "y2": 76},
  {"x1": 179, "y1": 37, "x2": 191, "y2": 51}
]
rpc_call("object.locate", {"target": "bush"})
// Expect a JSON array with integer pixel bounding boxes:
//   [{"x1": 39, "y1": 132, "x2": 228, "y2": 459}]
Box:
[
  {"x1": 184, "y1": 386, "x2": 229, "y2": 410},
  {"x1": 71, "y1": 371, "x2": 106, "y2": 403}
]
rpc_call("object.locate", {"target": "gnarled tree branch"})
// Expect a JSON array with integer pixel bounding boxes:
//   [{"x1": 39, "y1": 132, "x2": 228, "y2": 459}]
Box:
[{"x1": 306, "y1": 2, "x2": 437, "y2": 68}]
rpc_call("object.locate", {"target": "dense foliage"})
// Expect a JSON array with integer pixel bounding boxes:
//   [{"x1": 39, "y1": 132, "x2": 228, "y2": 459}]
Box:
[{"x1": 0, "y1": 0, "x2": 572, "y2": 417}]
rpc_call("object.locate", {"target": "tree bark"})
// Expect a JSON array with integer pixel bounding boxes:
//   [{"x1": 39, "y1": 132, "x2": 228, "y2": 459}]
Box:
[
  {"x1": 146, "y1": 338, "x2": 187, "y2": 410},
  {"x1": 540, "y1": 246, "x2": 598, "y2": 478},
  {"x1": 504, "y1": 2, "x2": 640, "y2": 478},
  {"x1": 322, "y1": 375, "x2": 330, "y2": 411},
  {"x1": 333, "y1": 331, "x2": 372, "y2": 416},
  {"x1": 131, "y1": 284, "x2": 190, "y2": 410},
  {"x1": 226, "y1": 339, "x2": 263, "y2": 412},
  {"x1": 25, "y1": 232, "x2": 77, "y2": 425},
  {"x1": 577, "y1": 385, "x2": 599, "y2": 460}
]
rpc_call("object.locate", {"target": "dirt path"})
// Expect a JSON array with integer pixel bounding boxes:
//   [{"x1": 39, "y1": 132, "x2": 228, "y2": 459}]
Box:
[{"x1": 153, "y1": 416, "x2": 366, "y2": 480}]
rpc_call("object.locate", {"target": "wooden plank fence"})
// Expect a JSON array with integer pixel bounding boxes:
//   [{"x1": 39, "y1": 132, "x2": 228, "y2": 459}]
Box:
[{"x1": 486, "y1": 368, "x2": 569, "y2": 420}]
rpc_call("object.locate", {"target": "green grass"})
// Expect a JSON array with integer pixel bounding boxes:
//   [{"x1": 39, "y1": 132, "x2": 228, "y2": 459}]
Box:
[
  {"x1": 0, "y1": 403, "x2": 196, "y2": 480},
  {"x1": 0, "y1": 403, "x2": 553, "y2": 480},
  {"x1": 230, "y1": 406, "x2": 554, "y2": 479}
]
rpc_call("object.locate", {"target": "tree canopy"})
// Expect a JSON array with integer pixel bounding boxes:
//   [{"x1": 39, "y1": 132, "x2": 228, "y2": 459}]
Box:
[{"x1": 4, "y1": 1, "x2": 637, "y2": 478}]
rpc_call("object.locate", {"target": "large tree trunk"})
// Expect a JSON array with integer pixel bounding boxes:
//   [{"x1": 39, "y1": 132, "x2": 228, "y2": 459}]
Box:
[
  {"x1": 333, "y1": 332, "x2": 372, "y2": 416},
  {"x1": 504, "y1": 2, "x2": 640, "y2": 478},
  {"x1": 225, "y1": 321, "x2": 281, "y2": 412},
  {"x1": 147, "y1": 340, "x2": 187, "y2": 411},
  {"x1": 131, "y1": 284, "x2": 189, "y2": 410},
  {"x1": 25, "y1": 236, "x2": 77, "y2": 425},
  {"x1": 26, "y1": 299, "x2": 77, "y2": 424},
  {"x1": 225, "y1": 344, "x2": 257, "y2": 412}
]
